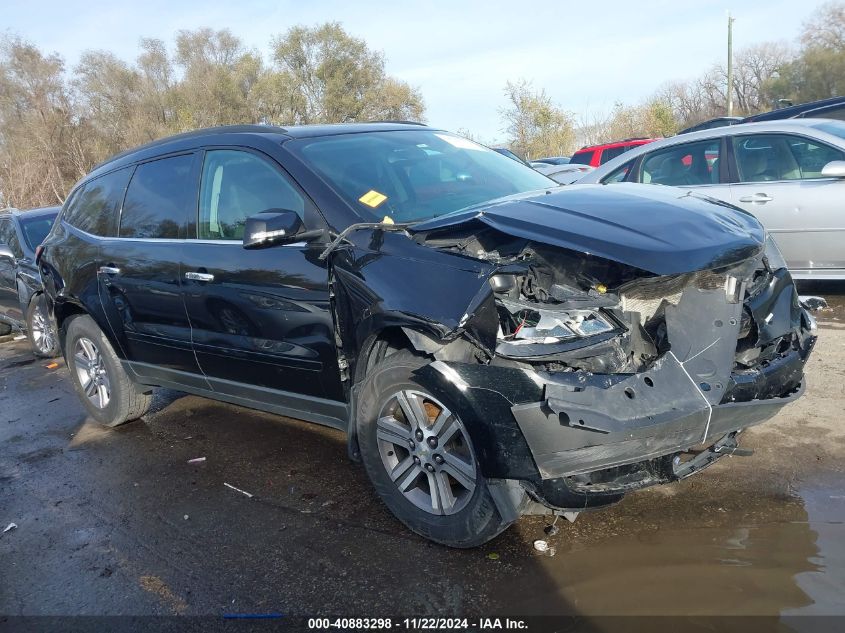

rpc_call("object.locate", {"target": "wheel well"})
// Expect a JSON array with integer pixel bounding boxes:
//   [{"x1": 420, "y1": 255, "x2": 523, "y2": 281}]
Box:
[
  {"x1": 354, "y1": 327, "x2": 418, "y2": 386},
  {"x1": 55, "y1": 302, "x2": 87, "y2": 352}
]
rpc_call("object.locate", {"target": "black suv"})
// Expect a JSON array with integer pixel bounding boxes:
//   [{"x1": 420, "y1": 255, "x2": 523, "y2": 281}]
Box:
[
  {"x1": 40, "y1": 123, "x2": 815, "y2": 547},
  {"x1": 0, "y1": 206, "x2": 60, "y2": 356}
]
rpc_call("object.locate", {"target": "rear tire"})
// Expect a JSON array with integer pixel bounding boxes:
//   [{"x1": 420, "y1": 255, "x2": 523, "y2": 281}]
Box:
[
  {"x1": 26, "y1": 295, "x2": 60, "y2": 358},
  {"x1": 0, "y1": 322, "x2": 11, "y2": 336},
  {"x1": 64, "y1": 315, "x2": 151, "y2": 427},
  {"x1": 357, "y1": 350, "x2": 518, "y2": 547}
]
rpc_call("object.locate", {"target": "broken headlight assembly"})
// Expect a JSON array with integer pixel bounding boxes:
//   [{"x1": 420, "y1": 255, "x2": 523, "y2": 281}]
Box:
[{"x1": 498, "y1": 298, "x2": 616, "y2": 344}]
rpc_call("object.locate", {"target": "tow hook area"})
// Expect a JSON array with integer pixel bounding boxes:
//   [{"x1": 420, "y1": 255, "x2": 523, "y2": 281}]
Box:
[{"x1": 673, "y1": 432, "x2": 754, "y2": 480}]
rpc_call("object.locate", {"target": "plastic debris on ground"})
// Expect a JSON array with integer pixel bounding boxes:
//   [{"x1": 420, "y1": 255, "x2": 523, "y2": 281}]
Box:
[
  {"x1": 486, "y1": 552, "x2": 500, "y2": 560},
  {"x1": 187, "y1": 457, "x2": 206, "y2": 464},
  {"x1": 800, "y1": 296, "x2": 829, "y2": 311},
  {"x1": 13, "y1": 335, "x2": 26, "y2": 341},
  {"x1": 3, "y1": 523, "x2": 17, "y2": 534},
  {"x1": 533, "y1": 539, "x2": 556, "y2": 556},
  {"x1": 224, "y1": 482, "x2": 254, "y2": 498}
]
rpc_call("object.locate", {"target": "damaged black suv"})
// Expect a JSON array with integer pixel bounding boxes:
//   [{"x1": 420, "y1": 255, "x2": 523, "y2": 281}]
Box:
[{"x1": 39, "y1": 123, "x2": 816, "y2": 547}]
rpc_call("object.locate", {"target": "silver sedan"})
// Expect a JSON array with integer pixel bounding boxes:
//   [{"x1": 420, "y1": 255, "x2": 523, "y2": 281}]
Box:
[{"x1": 576, "y1": 119, "x2": 845, "y2": 280}]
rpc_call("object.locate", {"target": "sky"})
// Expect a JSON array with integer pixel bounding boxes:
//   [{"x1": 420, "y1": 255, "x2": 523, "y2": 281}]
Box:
[{"x1": 2, "y1": 0, "x2": 830, "y2": 143}]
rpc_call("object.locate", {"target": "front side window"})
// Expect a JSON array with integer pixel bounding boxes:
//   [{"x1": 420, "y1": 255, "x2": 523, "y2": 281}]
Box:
[
  {"x1": 19, "y1": 212, "x2": 58, "y2": 251},
  {"x1": 641, "y1": 139, "x2": 721, "y2": 186},
  {"x1": 733, "y1": 134, "x2": 845, "y2": 182},
  {"x1": 198, "y1": 150, "x2": 306, "y2": 240},
  {"x1": 64, "y1": 168, "x2": 132, "y2": 237},
  {"x1": 291, "y1": 131, "x2": 554, "y2": 223},
  {"x1": 0, "y1": 219, "x2": 23, "y2": 259},
  {"x1": 120, "y1": 154, "x2": 195, "y2": 239}
]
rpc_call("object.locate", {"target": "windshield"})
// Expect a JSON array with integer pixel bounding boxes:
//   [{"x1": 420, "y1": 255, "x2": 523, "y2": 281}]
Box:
[
  {"x1": 291, "y1": 130, "x2": 555, "y2": 223},
  {"x1": 19, "y1": 212, "x2": 58, "y2": 251}
]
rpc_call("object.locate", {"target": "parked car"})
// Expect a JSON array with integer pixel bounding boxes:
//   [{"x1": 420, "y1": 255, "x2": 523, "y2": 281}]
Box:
[
  {"x1": 0, "y1": 206, "x2": 61, "y2": 356},
  {"x1": 40, "y1": 123, "x2": 814, "y2": 547},
  {"x1": 742, "y1": 95, "x2": 845, "y2": 123},
  {"x1": 678, "y1": 116, "x2": 743, "y2": 135},
  {"x1": 532, "y1": 162, "x2": 594, "y2": 184},
  {"x1": 569, "y1": 138, "x2": 659, "y2": 167},
  {"x1": 532, "y1": 156, "x2": 570, "y2": 165},
  {"x1": 577, "y1": 118, "x2": 845, "y2": 280}
]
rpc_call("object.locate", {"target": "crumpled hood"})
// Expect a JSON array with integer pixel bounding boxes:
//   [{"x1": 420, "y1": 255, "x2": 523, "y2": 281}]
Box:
[{"x1": 410, "y1": 183, "x2": 766, "y2": 275}]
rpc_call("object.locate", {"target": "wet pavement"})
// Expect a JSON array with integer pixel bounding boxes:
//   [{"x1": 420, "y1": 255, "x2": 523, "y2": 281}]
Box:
[{"x1": 1, "y1": 286, "x2": 844, "y2": 622}]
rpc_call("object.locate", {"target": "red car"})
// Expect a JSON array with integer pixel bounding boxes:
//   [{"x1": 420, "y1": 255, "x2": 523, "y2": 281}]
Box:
[{"x1": 570, "y1": 138, "x2": 659, "y2": 167}]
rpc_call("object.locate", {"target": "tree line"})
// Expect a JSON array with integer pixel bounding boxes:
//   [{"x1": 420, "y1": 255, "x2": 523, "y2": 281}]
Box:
[
  {"x1": 502, "y1": 1, "x2": 845, "y2": 159},
  {"x1": 2, "y1": 2, "x2": 844, "y2": 207},
  {"x1": 0, "y1": 23, "x2": 424, "y2": 208}
]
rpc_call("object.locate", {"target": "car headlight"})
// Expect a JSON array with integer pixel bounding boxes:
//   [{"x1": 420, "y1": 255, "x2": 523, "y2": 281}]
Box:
[{"x1": 497, "y1": 297, "x2": 616, "y2": 345}]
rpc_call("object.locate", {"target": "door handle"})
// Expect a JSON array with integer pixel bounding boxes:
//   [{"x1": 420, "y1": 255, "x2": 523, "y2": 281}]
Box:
[
  {"x1": 185, "y1": 271, "x2": 215, "y2": 282},
  {"x1": 98, "y1": 266, "x2": 121, "y2": 275},
  {"x1": 739, "y1": 193, "x2": 773, "y2": 204}
]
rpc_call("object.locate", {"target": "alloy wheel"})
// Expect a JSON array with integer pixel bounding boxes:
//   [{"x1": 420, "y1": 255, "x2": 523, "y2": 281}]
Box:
[
  {"x1": 73, "y1": 337, "x2": 111, "y2": 409},
  {"x1": 377, "y1": 390, "x2": 477, "y2": 515},
  {"x1": 30, "y1": 303, "x2": 55, "y2": 354}
]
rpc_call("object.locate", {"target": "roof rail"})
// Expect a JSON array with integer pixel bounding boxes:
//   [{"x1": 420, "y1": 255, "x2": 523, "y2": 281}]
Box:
[{"x1": 367, "y1": 120, "x2": 427, "y2": 126}]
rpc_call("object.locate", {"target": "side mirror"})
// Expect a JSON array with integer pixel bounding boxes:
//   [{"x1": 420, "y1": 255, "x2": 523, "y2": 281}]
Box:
[
  {"x1": 821, "y1": 160, "x2": 845, "y2": 178},
  {"x1": 242, "y1": 210, "x2": 304, "y2": 249}
]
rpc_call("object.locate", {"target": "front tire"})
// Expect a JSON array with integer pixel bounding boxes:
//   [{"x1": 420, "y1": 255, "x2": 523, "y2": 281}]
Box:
[
  {"x1": 26, "y1": 295, "x2": 60, "y2": 358},
  {"x1": 357, "y1": 350, "x2": 518, "y2": 547},
  {"x1": 64, "y1": 315, "x2": 151, "y2": 427}
]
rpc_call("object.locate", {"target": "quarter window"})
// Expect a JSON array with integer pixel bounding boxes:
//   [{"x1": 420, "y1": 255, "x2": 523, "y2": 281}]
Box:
[
  {"x1": 640, "y1": 140, "x2": 721, "y2": 186},
  {"x1": 602, "y1": 159, "x2": 635, "y2": 184},
  {"x1": 120, "y1": 154, "x2": 195, "y2": 239},
  {"x1": 64, "y1": 168, "x2": 132, "y2": 237},
  {"x1": 197, "y1": 150, "x2": 305, "y2": 240},
  {"x1": 732, "y1": 134, "x2": 845, "y2": 182}
]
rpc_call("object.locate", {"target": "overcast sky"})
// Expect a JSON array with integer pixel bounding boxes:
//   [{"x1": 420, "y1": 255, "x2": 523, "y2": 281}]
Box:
[{"x1": 3, "y1": 0, "x2": 829, "y2": 143}]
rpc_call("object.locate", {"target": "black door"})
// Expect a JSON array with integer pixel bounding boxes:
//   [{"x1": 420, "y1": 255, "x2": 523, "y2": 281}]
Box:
[
  {"x1": 97, "y1": 153, "x2": 207, "y2": 388},
  {"x1": 0, "y1": 218, "x2": 24, "y2": 325},
  {"x1": 181, "y1": 148, "x2": 344, "y2": 407}
]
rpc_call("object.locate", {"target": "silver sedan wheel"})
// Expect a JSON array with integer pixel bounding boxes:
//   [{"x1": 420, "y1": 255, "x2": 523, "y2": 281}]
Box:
[
  {"x1": 30, "y1": 302, "x2": 55, "y2": 354},
  {"x1": 377, "y1": 390, "x2": 477, "y2": 516},
  {"x1": 73, "y1": 337, "x2": 111, "y2": 409}
]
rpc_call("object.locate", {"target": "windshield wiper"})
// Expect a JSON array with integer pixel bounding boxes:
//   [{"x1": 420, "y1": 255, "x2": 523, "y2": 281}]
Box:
[{"x1": 318, "y1": 222, "x2": 413, "y2": 261}]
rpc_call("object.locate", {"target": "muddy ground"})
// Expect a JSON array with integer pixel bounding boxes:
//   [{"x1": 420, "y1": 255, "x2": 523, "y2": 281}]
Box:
[{"x1": 0, "y1": 284, "x2": 843, "y2": 621}]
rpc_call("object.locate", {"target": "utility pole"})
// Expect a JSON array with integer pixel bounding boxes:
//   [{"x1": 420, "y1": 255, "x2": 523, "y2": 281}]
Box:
[{"x1": 727, "y1": 12, "x2": 735, "y2": 116}]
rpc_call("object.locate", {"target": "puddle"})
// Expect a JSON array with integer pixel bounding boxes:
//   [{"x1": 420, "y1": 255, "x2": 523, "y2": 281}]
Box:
[{"x1": 491, "y1": 475, "x2": 845, "y2": 617}]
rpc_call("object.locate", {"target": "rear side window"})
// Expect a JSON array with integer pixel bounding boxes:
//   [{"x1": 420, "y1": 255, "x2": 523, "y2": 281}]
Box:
[
  {"x1": 19, "y1": 213, "x2": 58, "y2": 251},
  {"x1": 64, "y1": 168, "x2": 132, "y2": 237},
  {"x1": 641, "y1": 139, "x2": 721, "y2": 186},
  {"x1": 569, "y1": 151, "x2": 594, "y2": 165},
  {"x1": 599, "y1": 146, "x2": 626, "y2": 164},
  {"x1": 120, "y1": 154, "x2": 195, "y2": 239}
]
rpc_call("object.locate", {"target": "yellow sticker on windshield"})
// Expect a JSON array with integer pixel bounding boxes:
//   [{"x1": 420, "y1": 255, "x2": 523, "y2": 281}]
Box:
[{"x1": 359, "y1": 190, "x2": 388, "y2": 208}]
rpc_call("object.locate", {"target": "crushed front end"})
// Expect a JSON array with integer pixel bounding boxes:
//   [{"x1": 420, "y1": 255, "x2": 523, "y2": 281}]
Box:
[{"x1": 410, "y1": 220, "x2": 816, "y2": 514}]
